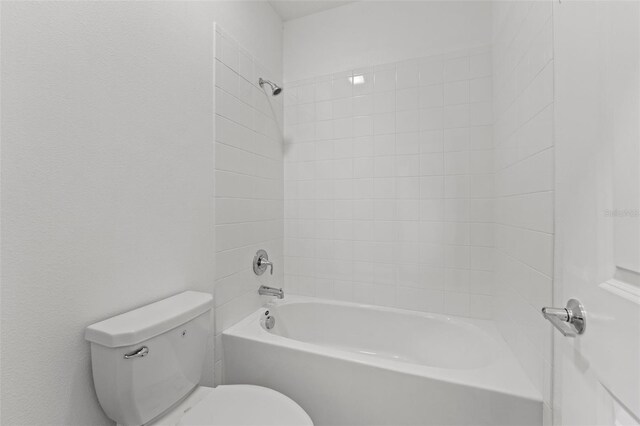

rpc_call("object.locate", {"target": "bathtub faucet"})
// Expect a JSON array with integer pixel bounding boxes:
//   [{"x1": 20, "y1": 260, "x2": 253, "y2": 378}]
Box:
[{"x1": 258, "y1": 285, "x2": 284, "y2": 299}]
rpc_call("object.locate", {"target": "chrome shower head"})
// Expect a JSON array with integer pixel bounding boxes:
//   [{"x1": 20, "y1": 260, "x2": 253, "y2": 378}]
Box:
[{"x1": 259, "y1": 78, "x2": 283, "y2": 96}]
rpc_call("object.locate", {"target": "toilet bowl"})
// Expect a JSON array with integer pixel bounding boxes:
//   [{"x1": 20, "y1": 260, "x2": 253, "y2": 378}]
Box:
[
  {"x1": 150, "y1": 385, "x2": 312, "y2": 426},
  {"x1": 85, "y1": 291, "x2": 312, "y2": 426}
]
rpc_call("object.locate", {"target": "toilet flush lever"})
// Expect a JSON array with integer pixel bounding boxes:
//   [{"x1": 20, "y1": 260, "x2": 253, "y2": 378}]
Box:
[
  {"x1": 541, "y1": 299, "x2": 586, "y2": 337},
  {"x1": 124, "y1": 346, "x2": 149, "y2": 359}
]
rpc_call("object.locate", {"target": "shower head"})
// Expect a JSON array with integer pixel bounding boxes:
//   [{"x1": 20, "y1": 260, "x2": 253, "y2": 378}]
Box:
[{"x1": 259, "y1": 78, "x2": 283, "y2": 96}]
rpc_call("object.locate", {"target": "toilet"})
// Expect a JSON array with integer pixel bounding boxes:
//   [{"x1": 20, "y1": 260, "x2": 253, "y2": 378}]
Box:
[{"x1": 85, "y1": 291, "x2": 313, "y2": 426}]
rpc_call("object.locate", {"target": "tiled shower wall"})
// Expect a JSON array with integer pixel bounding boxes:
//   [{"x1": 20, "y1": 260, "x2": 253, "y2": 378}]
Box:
[
  {"x1": 492, "y1": 1, "x2": 554, "y2": 422},
  {"x1": 214, "y1": 27, "x2": 284, "y2": 382},
  {"x1": 284, "y1": 48, "x2": 496, "y2": 318}
]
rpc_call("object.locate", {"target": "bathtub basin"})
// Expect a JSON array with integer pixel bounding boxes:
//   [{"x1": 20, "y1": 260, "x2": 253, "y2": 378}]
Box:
[{"x1": 223, "y1": 296, "x2": 542, "y2": 426}]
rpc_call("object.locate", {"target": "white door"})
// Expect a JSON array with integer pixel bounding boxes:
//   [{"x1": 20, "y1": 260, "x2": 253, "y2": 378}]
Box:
[{"x1": 554, "y1": 1, "x2": 640, "y2": 424}]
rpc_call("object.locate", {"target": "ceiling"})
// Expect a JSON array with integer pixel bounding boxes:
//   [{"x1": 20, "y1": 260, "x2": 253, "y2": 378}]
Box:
[{"x1": 269, "y1": 1, "x2": 355, "y2": 21}]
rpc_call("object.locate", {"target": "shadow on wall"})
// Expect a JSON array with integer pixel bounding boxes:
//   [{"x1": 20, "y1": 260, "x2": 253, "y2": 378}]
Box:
[{"x1": 260, "y1": 80, "x2": 286, "y2": 151}]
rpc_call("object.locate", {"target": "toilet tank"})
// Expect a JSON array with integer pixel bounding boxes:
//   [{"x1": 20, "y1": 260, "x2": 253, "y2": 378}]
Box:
[{"x1": 85, "y1": 291, "x2": 213, "y2": 426}]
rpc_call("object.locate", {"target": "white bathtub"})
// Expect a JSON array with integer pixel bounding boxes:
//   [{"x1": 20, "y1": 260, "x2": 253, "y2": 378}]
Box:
[{"x1": 223, "y1": 296, "x2": 542, "y2": 426}]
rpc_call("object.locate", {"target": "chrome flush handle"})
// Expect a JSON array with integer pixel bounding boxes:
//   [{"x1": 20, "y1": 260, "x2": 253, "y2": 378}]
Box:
[
  {"x1": 541, "y1": 299, "x2": 586, "y2": 337},
  {"x1": 124, "y1": 346, "x2": 149, "y2": 359}
]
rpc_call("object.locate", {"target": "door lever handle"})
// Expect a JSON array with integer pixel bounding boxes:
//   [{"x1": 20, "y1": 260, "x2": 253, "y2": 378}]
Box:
[{"x1": 542, "y1": 299, "x2": 586, "y2": 337}]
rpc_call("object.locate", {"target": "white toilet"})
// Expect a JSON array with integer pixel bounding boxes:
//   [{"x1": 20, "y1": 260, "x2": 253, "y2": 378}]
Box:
[{"x1": 85, "y1": 291, "x2": 313, "y2": 426}]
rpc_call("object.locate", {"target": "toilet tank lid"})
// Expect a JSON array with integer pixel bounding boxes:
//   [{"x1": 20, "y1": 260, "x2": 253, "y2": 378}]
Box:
[{"x1": 85, "y1": 291, "x2": 213, "y2": 348}]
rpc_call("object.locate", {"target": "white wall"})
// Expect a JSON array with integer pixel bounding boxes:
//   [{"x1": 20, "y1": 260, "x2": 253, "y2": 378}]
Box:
[
  {"x1": 282, "y1": 2, "x2": 495, "y2": 316},
  {"x1": 284, "y1": 49, "x2": 495, "y2": 316},
  {"x1": 284, "y1": 1, "x2": 492, "y2": 82},
  {"x1": 492, "y1": 1, "x2": 554, "y2": 423},
  {"x1": 213, "y1": 26, "x2": 284, "y2": 384},
  {"x1": 0, "y1": 2, "x2": 282, "y2": 425}
]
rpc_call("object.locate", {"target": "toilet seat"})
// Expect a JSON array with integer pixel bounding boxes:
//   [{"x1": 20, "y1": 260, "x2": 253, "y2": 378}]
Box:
[{"x1": 149, "y1": 385, "x2": 313, "y2": 426}]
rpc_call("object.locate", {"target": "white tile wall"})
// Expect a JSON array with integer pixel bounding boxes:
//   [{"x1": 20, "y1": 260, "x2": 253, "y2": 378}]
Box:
[
  {"x1": 492, "y1": 1, "x2": 554, "y2": 422},
  {"x1": 283, "y1": 2, "x2": 492, "y2": 83},
  {"x1": 214, "y1": 27, "x2": 283, "y2": 383},
  {"x1": 284, "y1": 47, "x2": 495, "y2": 319}
]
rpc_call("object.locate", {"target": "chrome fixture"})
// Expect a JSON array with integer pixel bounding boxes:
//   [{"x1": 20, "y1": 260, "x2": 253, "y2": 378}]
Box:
[
  {"x1": 258, "y1": 78, "x2": 282, "y2": 96},
  {"x1": 258, "y1": 285, "x2": 284, "y2": 299},
  {"x1": 253, "y1": 249, "x2": 273, "y2": 275},
  {"x1": 542, "y1": 299, "x2": 586, "y2": 337},
  {"x1": 265, "y1": 315, "x2": 275, "y2": 330},
  {"x1": 263, "y1": 310, "x2": 276, "y2": 330},
  {"x1": 123, "y1": 346, "x2": 149, "y2": 359}
]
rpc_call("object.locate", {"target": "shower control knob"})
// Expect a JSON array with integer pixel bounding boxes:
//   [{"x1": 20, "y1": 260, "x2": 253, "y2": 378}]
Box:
[{"x1": 253, "y1": 249, "x2": 273, "y2": 275}]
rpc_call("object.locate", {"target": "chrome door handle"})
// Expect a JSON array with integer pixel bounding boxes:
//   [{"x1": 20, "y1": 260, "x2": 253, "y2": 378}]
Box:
[
  {"x1": 124, "y1": 346, "x2": 149, "y2": 359},
  {"x1": 541, "y1": 299, "x2": 586, "y2": 337}
]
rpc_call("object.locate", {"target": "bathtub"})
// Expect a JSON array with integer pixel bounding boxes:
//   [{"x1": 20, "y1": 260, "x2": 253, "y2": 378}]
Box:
[{"x1": 223, "y1": 296, "x2": 542, "y2": 426}]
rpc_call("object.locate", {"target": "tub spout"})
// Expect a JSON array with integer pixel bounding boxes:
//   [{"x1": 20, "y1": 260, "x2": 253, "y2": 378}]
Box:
[{"x1": 258, "y1": 285, "x2": 284, "y2": 299}]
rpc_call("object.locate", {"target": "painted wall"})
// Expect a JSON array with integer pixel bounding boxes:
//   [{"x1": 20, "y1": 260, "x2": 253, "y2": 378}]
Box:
[
  {"x1": 0, "y1": 2, "x2": 281, "y2": 425},
  {"x1": 213, "y1": 26, "x2": 284, "y2": 383},
  {"x1": 282, "y1": 2, "x2": 494, "y2": 316},
  {"x1": 492, "y1": 1, "x2": 554, "y2": 422},
  {"x1": 283, "y1": 1, "x2": 492, "y2": 83}
]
